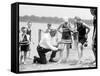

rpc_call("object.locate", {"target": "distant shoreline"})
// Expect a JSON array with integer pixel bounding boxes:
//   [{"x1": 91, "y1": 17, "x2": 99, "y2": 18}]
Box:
[{"x1": 19, "y1": 15, "x2": 93, "y2": 26}]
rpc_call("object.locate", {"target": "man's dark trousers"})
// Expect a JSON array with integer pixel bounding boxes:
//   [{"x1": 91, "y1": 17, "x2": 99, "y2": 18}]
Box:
[{"x1": 35, "y1": 45, "x2": 57, "y2": 64}]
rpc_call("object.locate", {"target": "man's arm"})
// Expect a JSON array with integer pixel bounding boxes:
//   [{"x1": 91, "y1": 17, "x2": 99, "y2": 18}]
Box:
[
  {"x1": 46, "y1": 38, "x2": 58, "y2": 51},
  {"x1": 40, "y1": 29, "x2": 50, "y2": 33}
]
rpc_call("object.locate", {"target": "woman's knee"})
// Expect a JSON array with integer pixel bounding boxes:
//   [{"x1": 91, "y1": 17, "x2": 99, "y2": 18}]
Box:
[{"x1": 78, "y1": 43, "x2": 82, "y2": 47}]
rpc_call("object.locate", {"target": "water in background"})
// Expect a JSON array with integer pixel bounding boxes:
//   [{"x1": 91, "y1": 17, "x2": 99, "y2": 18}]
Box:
[{"x1": 19, "y1": 22, "x2": 94, "y2": 59}]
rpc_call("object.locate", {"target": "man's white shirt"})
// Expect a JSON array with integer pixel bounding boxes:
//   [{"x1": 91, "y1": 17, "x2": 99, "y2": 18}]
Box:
[{"x1": 39, "y1": 33, "x2": 58, "y2": 50}]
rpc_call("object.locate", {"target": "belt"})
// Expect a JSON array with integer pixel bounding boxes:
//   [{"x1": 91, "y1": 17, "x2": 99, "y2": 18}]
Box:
[{"x1": 38, "y1": 45, "x2": 51, "y2": 50}]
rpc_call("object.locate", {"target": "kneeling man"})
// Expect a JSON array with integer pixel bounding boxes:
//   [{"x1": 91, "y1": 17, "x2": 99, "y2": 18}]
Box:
[{"x1": 33, "y1": 29, "x2": 60, "y2": 64}]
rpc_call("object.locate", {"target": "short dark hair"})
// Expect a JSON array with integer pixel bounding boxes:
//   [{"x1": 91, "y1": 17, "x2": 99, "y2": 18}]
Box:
[
  {"x1": 74, "y1": 16, "x2": 81, "y2": 21},
  {"x1": 64, "y1": 22, "x2": 68, "y2": 25},
  {"x1": 47, "y1": 23, "x2": 51, "y2": 27},
  {"x1": 21, "y1": 27, "x2": 26, "y2": 31},
  {"x1": 21, "y1": 27, "x2": 27, "y2": 33}
]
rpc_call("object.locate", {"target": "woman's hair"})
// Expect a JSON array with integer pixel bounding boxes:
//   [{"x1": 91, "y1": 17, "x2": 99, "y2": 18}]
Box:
[
  {"x1": 27, "y1": 21, "x2": 32, "y2": 26},
  {"x1": 21, "y1": 27, "x2": 27, "y2": 32},
  {"x1": 74, "y1": 16, "x2": 81, "y2": 21},
  {"x1": 47, "y1": 23, "x2": 51, "y2": 27},
  {"x1": 64, "y1": 22, "x2": 68, "y2": 25}
]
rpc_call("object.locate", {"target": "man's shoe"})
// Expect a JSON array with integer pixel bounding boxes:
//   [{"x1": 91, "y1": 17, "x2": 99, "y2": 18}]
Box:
[
  {"x1": 49, "y1": 59, "x2": 57, "y2": 62},
  {"x1": 33, "y1": 56, "x2": 37, "y2": 63}
]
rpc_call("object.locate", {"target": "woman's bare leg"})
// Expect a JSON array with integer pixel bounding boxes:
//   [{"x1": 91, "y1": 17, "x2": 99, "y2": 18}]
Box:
[
  {"x1": 66, "y1": 44, "x2": 70, "y2": 63},
  {"x1": 57, "y1": 44, "x2": 65, "y2": 63},
  {"x1": 24, "y1": 51, "x2": 27, "y2": 64},
  {"x1": 21, "y1": 51, "x2": 24, "y2": 64},
  {"x1": 77, "y1": 43, "x2": 83, "y2": 63}
]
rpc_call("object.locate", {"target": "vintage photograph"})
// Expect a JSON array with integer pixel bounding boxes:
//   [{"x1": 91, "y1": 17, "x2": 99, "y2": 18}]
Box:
[{"x1": 19, "y1": 4, "x2": 97, "y2": 71}]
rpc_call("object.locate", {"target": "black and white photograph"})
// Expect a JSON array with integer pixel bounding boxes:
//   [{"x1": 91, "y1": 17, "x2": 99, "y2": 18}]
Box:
[{"x1": 17, "y1": 3, "x2": 97, "y2": 72}]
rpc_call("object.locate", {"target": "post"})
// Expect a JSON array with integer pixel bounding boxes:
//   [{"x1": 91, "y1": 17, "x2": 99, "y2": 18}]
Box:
[{"x1": 38, "y1": 29, "x2": 41, "y2": 43}]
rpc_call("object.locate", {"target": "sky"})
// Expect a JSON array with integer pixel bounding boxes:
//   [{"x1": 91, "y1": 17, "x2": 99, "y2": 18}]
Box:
[{"x1": 19, "y1": 5, "x2": 93, "y2": 20}]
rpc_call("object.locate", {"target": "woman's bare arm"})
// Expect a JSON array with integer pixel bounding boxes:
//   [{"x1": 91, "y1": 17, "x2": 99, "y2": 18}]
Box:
[{"x1": 82, "y1": 22, "x2": 90, "y2": 34}]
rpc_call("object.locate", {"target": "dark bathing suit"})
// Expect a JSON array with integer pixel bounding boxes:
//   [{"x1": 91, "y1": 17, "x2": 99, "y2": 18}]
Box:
[
  {"x1": 76, "y1": 22, "x2": 87, "y2": 45},
  {"x1": 62, "y1": 25, "x2": 72, "y2": 40},
  {"x1": 27, "y1": 29, "x2": 31, "y2": 35},
  {"x1": 62, "y1": 24, "x2": 72, "y2": 48},
  {"x1": 20, "y1": 34, "x2": 29, "y2": 52}
]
